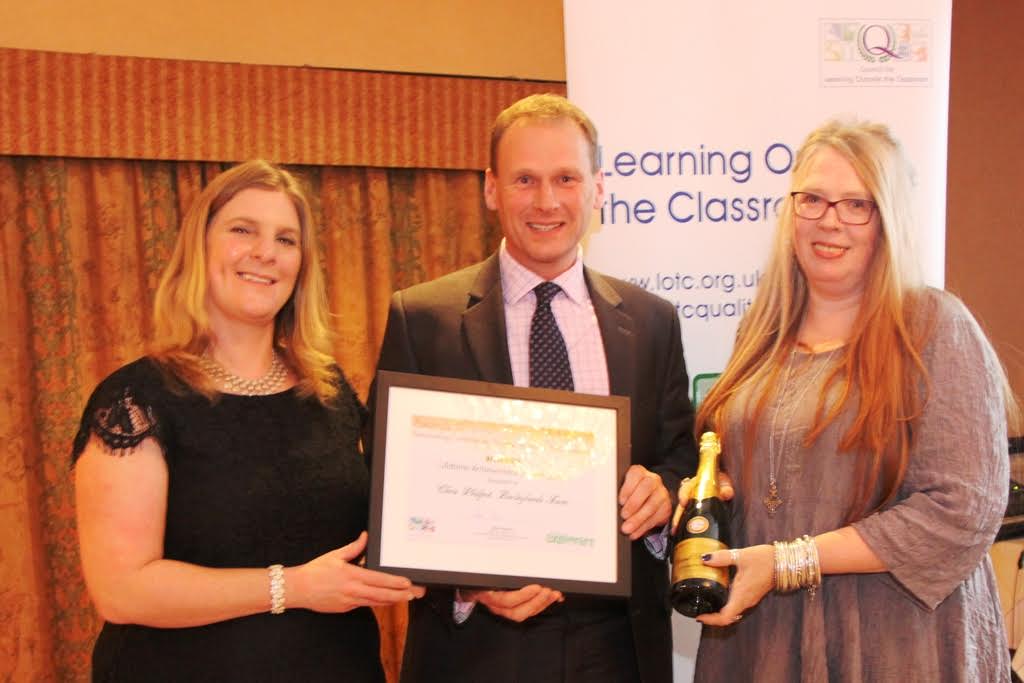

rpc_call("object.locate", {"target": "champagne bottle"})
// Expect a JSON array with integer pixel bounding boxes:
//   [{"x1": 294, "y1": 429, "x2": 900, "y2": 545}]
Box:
[{"x1": 671, "y1": 431, "x2": 731, "y2": 617}]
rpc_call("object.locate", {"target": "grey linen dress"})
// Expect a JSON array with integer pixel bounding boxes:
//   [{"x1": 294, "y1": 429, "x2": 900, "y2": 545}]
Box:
[{"x1": 695, "y1": 289, "x2": 1010, "y2": 682}]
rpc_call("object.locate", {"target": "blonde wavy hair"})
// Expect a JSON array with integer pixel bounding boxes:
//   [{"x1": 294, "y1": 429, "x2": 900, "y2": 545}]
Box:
[
  {"x1": 149, "y1": 160, "x2": 338, "y2": 404},
  {"x1": 697, "y1": 120, "x2": 936, "y2": 521}
]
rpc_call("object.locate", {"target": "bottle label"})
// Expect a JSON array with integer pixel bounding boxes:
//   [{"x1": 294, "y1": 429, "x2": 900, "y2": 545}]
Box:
[
  {"x1": 671, "y1": 538, "x2": 730, "y2": 586},
  {"x1": 686, "y1": 515, "x2": 710, "y2": 534}
]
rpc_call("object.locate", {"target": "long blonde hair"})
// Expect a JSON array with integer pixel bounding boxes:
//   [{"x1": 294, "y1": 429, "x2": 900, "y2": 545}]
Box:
[
  {"x1": 150, "y1": 160, "x2": 338, "y2": 404},
  {"x1": 696, "y1": 120, "x2": 931, "y2": 521}
]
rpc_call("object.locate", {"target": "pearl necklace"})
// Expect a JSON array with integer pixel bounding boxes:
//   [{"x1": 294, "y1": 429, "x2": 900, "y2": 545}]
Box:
[
  {"x1": 200, "y1": 351, "x2": 288, "y2": 396},
  {"x1": 764, "y1": 346, "x2": 838, "y2": 514}
]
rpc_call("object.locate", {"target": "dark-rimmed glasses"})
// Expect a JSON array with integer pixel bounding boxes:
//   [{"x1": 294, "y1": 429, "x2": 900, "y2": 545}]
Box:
[{"x1": 790, "y1": 192, "x2": 877, "y2": 225}]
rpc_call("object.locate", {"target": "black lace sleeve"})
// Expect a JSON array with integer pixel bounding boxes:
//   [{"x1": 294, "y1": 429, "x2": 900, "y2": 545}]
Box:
[{"x1": 71, "y1": 358, "x2": 165, "y2": 462}]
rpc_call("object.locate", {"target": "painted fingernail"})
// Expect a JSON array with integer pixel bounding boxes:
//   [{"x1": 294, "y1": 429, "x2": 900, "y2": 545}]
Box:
[{"x1": 701, "y1": 553, "x2": 711, "y2": 561}]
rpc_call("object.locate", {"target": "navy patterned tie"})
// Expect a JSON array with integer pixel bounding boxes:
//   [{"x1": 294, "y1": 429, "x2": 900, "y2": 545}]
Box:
[{"x1": 529, "y1": 282, "x2": 574, "y2": 391}]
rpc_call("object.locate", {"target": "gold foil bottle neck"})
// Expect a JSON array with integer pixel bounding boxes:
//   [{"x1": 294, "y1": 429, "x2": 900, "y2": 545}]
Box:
[
  {"x1": 699, "y1": 431, "x2": 721, "y2": 456},
  {"x1": 693, "y1": 431, "x2": 721, "y2": 501}
]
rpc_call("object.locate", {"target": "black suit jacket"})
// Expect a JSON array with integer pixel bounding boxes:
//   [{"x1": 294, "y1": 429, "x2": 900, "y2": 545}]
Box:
[{"x1": 373, "y1": 253, "x2": 696, "y2": 683}]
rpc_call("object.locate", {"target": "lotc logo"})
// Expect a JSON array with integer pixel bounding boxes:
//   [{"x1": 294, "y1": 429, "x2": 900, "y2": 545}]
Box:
[
  {"x1": 857, "y1": 24, "x2": 900, "y2": 63},
  {"x1": 820, "y1": 19, "x2": 932, "y2": 88}
]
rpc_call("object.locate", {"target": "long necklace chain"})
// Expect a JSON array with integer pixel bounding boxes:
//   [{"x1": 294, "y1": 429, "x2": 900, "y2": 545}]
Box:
[
  {"x1": 200, "y1": 350, "x2": 287, "y2": 396},
  {"x1": 764, "y1": 347, "x2": 838, "y2": 514}
]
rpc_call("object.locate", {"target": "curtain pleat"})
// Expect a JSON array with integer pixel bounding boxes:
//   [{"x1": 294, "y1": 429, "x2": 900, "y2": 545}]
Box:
[
  {"x1": 0, "y1": 47, "x2": 564, "y2": 170},
  {"x1": 0, "y1": 156, "x2": 500, "y2": 682}
]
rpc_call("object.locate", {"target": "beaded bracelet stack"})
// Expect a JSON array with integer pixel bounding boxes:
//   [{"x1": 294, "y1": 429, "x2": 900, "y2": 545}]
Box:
[
  {"x1": 772, "y1": 534, "x2": 821, "y2": 597},
  {"x1": 269, "y1": 564, "x2": 286, "y2": 614}
]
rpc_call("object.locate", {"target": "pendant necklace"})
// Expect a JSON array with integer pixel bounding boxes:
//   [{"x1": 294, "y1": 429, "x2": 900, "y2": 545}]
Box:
[{"x1": 764, "y1": 346, "x2": 838, "y2": 514}]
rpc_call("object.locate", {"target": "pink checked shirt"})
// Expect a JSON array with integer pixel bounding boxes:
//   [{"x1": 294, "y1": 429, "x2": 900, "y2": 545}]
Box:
[{"x1": 498, "y1": 240, "x2": 610, "y2": 396}]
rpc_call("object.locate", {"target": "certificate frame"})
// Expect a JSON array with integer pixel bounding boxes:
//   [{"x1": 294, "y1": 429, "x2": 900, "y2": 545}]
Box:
[{"x1": 366, "y1": 370, "x2": 631, "y2": 597}]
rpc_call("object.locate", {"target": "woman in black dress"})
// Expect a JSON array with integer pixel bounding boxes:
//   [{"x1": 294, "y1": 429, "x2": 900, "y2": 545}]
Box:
[{"x1": 72, "y1": 160, "x2": 423, "y2": 681}]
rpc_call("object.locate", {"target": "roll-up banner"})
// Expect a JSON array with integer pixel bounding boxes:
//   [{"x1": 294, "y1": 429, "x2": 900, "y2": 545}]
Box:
[{"x1": 563, "y1": 2, "x2": 951, "y2": 679}]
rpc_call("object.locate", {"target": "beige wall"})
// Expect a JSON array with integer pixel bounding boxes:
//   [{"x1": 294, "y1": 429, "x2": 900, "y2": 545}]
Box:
[{"x1": 0, "y1": 0, "x2": 566, "y2": 81}]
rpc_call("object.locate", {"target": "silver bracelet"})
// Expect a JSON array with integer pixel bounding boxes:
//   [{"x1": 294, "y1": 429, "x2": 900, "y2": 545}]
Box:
[
  {"x1": 772, "y1": 535, "x2": 822, "y2": 597},
  {"x1": 269, "y1": 564, "x2": 286, "y2": 614}
]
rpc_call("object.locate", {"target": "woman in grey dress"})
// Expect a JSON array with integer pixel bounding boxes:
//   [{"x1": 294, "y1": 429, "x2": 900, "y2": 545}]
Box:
[{"x1": 687, "y1": 120, "x2": 1018, "y2": 681}]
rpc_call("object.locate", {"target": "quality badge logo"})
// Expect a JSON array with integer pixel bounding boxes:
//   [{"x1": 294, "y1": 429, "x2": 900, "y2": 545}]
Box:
[
  {"x1": 820, "y1": 19, "x2": 933, "y2": 87},
  {"x1": 856, "y1": 24, "x2": 901, "y2": 63}
]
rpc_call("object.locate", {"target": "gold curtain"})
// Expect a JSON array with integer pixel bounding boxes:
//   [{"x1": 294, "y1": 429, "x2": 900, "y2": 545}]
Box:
[
  {"x1": 0, "y1": 47, "x2": 562, "y2": 170},
  {"x1": 0, "y1": 156, "x2": 501, "y2": 682}
]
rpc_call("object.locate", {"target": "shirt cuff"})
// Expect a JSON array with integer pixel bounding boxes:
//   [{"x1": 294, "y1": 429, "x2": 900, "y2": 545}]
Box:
[{"x1": 644, "y1": 523, "x2": 671, "y2": 560}]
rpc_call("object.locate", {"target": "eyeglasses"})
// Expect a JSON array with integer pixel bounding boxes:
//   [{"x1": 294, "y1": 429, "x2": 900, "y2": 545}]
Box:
[{"x1": 790, "y1": 192, "x2": 877, "y2": 225}]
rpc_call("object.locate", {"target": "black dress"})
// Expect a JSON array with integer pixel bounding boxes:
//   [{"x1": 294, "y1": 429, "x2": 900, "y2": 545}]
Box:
[{"x1": 71, "y1": 358, "x2": 384, "y2": 682}]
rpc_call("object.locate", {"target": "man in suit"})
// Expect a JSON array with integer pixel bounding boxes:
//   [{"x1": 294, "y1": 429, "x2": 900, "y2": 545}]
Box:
[{"x1": 374, "y1": 94, "x2": 696, "y2": 683}]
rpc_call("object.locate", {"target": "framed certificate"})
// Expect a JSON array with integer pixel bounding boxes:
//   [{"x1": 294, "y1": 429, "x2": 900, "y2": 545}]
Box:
[{"x1": 366, "y1": 370, "x2": 631, "y2": 597}]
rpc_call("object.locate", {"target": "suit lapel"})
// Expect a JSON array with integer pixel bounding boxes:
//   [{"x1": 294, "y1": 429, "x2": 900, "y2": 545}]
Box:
[
  {"x1": 461, "y1": 259, "x2": 634, "y2": 391},
  {"x1": 586, "y1": 268, "x2": 636, "y2": 398},
  {"x1": 463, "y1": 254, "x2": 515, "y2": 384}
]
